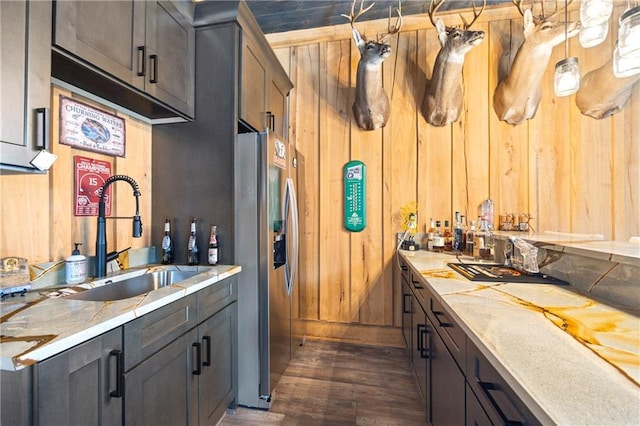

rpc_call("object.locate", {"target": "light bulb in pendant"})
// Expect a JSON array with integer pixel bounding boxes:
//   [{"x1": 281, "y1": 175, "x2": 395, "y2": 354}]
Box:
[
  {"x1": 618, "y1": 6, "x2": 640, "y2": 59},
  {"x1": 554, "y1": 57, "x2": 580, "y2": 97}
]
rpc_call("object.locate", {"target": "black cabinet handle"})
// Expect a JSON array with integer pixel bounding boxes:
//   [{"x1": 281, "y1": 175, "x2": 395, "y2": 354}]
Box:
[
  {"x1": 192, "y1": 342, "x2": 202, "y2": 375},
  {"x1": 432, "y1": 310, "x2": 452, "y2": 328},
  {"x1": 109, "y1": 350, "x2": 124, "y2": 398},
  {"x1": 475, "y1": 358, "x2": 524, "y2": 425},
  {"x1": 149, "y1": 54, "x2": 158, "y2": 83},
  {"x1": 411, "y1": 279, "x2": 423, "y2": 290},
  {"x1": 137, "y1": 46, "x2": 146, "y2": 77},
  {"x1": 419, "y1": 325, "x2": 429, "y2": 359},
  {"x1": 203, "y1": 336, "x2": 212, "y2": 367},
  {"x1": 271, "y1": 113, "x2": 275, "y2": 130},
  {"x1": 35, "y1": 108, "x2": 49, "y2": 149},
  {"x1": 402, "y1": 293, "x2": 411, "y2": 314},
  {"x1": 416, "y1": 324, "x2": 425, "y2": 356}
]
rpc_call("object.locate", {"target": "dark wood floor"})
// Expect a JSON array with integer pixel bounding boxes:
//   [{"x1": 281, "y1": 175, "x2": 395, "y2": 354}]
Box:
[{"x1": 220, "y1": 339, "x2": 427, "y2": 425}]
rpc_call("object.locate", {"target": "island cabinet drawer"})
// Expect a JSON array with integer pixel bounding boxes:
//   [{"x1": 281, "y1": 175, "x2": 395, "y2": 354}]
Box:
[
  {"x1": 466, "y1": 340, "x2": 540, "y2": 426},
  {"x1": 427, "y1": 295, "x2": 466, "y2": 372},
  {"x1": 198, "y1": 277, "x2": 237, "y2": 323},
  {"x1": 124, "y1": 293, "x2": 198, "y2": 371}
]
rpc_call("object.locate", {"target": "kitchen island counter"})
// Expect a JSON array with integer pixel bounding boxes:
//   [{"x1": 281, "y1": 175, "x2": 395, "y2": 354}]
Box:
[
  {"x1": 0, "y1": 264, "x2": 241, "y2": 371},
  {"x1": 400, "y1": 249, "x2": 639, "y2": 425}
]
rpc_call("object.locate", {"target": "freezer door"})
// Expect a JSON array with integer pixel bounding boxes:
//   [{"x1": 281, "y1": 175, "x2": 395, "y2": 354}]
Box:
[{"x1": 265, "y1": 131, "x2": 292, "y2": 397}]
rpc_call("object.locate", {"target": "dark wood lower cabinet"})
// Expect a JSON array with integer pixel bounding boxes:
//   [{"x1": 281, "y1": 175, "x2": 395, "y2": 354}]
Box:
[
  {"x1": 125, "y1": 328, "x2": 199, "y2": 426},
  {"x1": 35, "y1": 327, "x2": 123, "y2": 425},
  {"x1": 403, "y1": 255, "x2": 539, "y2": 426}
]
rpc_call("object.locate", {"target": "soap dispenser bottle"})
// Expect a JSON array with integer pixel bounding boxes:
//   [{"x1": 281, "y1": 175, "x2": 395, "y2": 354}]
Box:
[{"x1": 66, "y1": 243, "x2": 87, "y2": 284}]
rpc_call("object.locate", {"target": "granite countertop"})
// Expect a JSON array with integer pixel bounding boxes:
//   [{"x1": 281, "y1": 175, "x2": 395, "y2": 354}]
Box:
[
  {"x1": 400, "y1": 249, "x2": 640, "y2": 425},
  {"x1": 0, "y1": 264, "x2": 241, "y2": 371}
]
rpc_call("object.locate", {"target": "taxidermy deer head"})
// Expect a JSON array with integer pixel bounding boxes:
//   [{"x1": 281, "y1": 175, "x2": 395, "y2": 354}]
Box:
[
  {"x1": 493, "y1": 0, "x2": 580, "y2": 125},
  {"x1": 343, "y1": 0, "x2": 403, "y2": 131},
  {"x1": 422, "y1": 0, "x2": 486, "y2": 127},
  {"x1": 576, "y1": 57, "x2": 640, "y2": 119}
]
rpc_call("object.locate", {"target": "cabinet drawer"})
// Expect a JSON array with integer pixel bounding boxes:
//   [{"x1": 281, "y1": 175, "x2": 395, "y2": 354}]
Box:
[
  {"x1": 466, "y1": 340, "x2": 540, "y2": 426},
  {"x1": 428, "y1": 295, "x2": 466, "y2": 372},
  {"x1": 124, "y1": 293, "x2": 198, "y2": 371},
  {"x1": 198, "y1": 278, "x2": 237, "y2": 323}
]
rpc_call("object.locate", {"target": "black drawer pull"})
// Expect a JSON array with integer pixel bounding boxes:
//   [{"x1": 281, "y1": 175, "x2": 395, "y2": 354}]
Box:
[
  {"x1": 109, "y1": 350, "x2": 124, "y2": 398},
  {"x1": 411, "y1": 279, "x2": 423, "y2": 290},
  {"x1": 192, "y1": 342, "x2": 202, "y2": 375},
  {"x1": 475, "y1": 358, "x2": 524, "y2": 425},
  {"x1": 203, "y1": 336, "x2": 212, "y2": 367},
  {"x1": 432, "y1": 310, "x2": 452, "y2": 328},
  {"x1": 416, "y1": 324, "x2": 425, "y2": 355}
]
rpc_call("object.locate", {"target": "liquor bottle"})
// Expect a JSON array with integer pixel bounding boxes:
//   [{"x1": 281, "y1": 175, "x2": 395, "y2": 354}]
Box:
[
  {"x1": 443, "y1": 220, "x2": 453, "y2": 252},
  {"x1": 453, "y1": 213, "x2": 465, "y2": 253},
  {"x1": 474, "y1": 219, "x2": 495, "y2": 262},
  {"x1": 208, "y1": 225, "x2": 219, "y2": 265},
  {"x1": 427, "y1": 218, "x2": 436, "y2": 251},
  {"x1": 161, "y1": 218, "x2": 174, "y2": 264},
  {"x1": 432, "y1": 220, "x2": 445, "y2": 252},
  {"x1": 465, "y1": 220, "x2": 476, "y2": 256},
  {"x1": 187, "y1": 218, "x2": 199, "y2": 265}
]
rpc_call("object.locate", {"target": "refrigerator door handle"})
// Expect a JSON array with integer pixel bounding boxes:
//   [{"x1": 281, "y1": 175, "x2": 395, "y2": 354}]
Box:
[{"x1": 283, "y1": 177, "x2": 299, "y2": 296}]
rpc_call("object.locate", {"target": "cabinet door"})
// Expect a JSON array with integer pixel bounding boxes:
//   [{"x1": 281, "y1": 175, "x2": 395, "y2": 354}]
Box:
[
  {"x1": 53, "y1": 0, "x2": 145, "y2": 88},
  {"x1": 144, "y1": 0, "x2": 195, "y2": 117},
  {"x1": 35, "y1": 328, "x2": 123, "y2": 425},
  {"x1": 240, "y1": 35, "x2": 267, "y2": 131},
  {"x1": 430, "y1": 318, "x2": 465, "y2": 426},
  {"x1": 125, "y1": 327, "x2": 199, "y2": 426},
  {"x1": 0, "y1": 0, "x2": 51, "y2": 171},
  {"x1": 198, "y1": 302, "x2": 237, "y2": 425}
]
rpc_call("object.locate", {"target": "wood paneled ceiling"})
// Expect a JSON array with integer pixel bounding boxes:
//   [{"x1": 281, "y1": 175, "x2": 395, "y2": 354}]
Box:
[{"x1": 246, "y1": 0, "x2": 511, "y2": 34}]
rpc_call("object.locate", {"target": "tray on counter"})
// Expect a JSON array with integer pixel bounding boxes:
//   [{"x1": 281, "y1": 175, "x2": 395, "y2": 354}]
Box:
[{"x1": 447, "y1": 263, "x2": 569, "y2": 285}]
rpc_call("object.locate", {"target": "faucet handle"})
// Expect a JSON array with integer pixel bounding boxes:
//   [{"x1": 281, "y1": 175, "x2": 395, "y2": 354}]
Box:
[{"x1": 133, "y1": 215, "x2": 143, "y2": 238}]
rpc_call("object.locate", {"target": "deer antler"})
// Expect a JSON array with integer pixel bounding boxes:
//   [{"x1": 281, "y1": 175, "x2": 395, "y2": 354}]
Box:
[
  {"x1": 512, "y1": 0, "x2": 574, "y2": 21},
  {"x1": 460, "y1": 0, "x2": 486, "y2": 29},
  {"x1": 341, "y1": 0, "x2": 376, "y2": 29},
  {"x1": 428, "y1": 0, "x2": 446, "y2": 27},
  {"x1": 378, "y1": 1, "x2": 403, "y2": 42}
]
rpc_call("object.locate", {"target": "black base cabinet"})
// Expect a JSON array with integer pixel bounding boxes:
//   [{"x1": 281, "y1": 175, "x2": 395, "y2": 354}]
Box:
[
  {"x1": 402, "y1": 256, "x2": 540, "y2": 425},
  {"x1": 0, "y1": 277, "x2": 237, "y2": 426},
  {"x1": 35, "y1": 327, "x2": 123, "y2": 425}
]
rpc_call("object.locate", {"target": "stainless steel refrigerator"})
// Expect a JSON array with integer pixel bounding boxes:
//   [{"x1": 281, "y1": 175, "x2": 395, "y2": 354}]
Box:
[{"x1": 235, "y1": 130, "x2": 301, "y2": 409}]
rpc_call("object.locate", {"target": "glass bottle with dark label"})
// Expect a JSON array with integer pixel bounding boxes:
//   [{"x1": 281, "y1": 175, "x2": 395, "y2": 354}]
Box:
[
  {"x1": 453, "y1": 212, "x2": 465, "y2": 253},
  {"x1": 161, "y1": 218, "x2": 174, "y2": 264},
  {"x1": 208, "y1": 225, "x2": 219, "y2": 265},
  {"x1": 187, "y1": 218, "x2": 199, "y2": 265},
  {"x1": 465, "y1": 220, "x2": 476, "y2": 256}
]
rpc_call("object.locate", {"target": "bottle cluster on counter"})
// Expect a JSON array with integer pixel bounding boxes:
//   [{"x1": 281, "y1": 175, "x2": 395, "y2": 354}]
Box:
[
  {"x1": 424, "y1": 199, "x2": 496, "y2": 262},
  {"x1": 160, "y1": 218, "x2": 221, "y2": 266}
]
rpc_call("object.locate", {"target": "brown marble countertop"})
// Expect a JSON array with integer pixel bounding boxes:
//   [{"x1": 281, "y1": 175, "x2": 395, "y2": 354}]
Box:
[{"x1": 400, "y1": 249, "x2": 640, "y2": 425}]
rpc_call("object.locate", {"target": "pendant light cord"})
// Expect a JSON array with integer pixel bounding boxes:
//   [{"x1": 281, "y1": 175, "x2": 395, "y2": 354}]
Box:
[{"x1": 564, "y1": 0, "x2": 568, "y2": 58}]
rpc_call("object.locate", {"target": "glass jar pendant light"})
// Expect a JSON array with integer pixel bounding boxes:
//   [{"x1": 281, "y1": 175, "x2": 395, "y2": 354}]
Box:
[
  {"x1": 579, "y1": 0, "x2": 613, "y2": 48},
  {"x1": 613, "y1": 3, "x2": 640, "y2": 78},
  {"x1": 555, "y1": 0, "x2": 580, "y2": 96}
]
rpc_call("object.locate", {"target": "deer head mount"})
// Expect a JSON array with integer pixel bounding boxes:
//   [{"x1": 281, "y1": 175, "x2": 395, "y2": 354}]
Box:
[
  {"x1": 422, "y1": 0, "x2": 486, "y2": 127},
  {"x1": 576, "y1": 57, "x2": 640, "y2": 119},
  {"x1": 343, "y1": 0, "x2": 403, "y2": 131},
  {"x1": 493, "y1": 0, "x2": 580, "y2": 125}
]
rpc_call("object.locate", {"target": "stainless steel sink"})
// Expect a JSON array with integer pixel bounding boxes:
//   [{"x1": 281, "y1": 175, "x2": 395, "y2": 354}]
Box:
[{"x1": 65, "y1": 270, "x2": 201, "y2": 301}]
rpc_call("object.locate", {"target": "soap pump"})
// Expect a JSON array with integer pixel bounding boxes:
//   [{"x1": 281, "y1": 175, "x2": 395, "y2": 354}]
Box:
[{"x1": 66, "y1": 243, "x2": 87, "y2": 285}]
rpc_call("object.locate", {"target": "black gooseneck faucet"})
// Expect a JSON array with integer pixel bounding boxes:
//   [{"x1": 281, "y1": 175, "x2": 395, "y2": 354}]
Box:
[{"x1": 95, "y1": 175, "x2": 143, "y2": 278}]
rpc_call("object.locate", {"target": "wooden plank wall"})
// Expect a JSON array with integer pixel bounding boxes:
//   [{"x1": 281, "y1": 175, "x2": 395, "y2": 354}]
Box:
[
  {"x1": 270, "y1": 4, "x2": 640, "y2": 335},
  {"x1": 0, "y1": 86, "x2": 153, "y2": 264}
]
